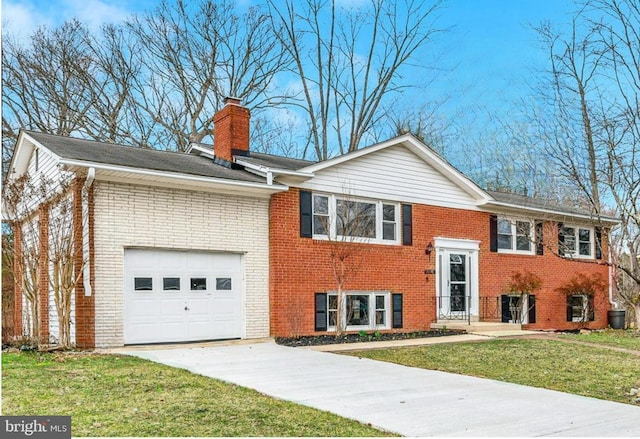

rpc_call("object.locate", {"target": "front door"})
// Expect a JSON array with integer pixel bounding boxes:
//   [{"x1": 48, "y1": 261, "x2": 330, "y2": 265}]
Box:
[
  {"x1": 447, "y1": 252, "x2": 468, "y2": 315},
  {"x1": 435, "y1": 239, "x2": 480, "y2": 320}
]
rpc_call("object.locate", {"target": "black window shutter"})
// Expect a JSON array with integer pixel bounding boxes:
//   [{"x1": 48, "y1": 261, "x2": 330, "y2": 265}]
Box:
[
  {"x1": 300, "y1": 190, "x2": 313, "y2": 238},
  {"x1": 501, "y1": 295, "x2": 510, "y2": 323},
  {"x1": 588, "y1": 295, "x2": 595, "y2": 321},
  {"x1": 392, "y1": 293, "x2": 403, "y2": 328},
  {"x1": 595, "y1": 227, "x2": 602, "y2": 260},
  {"x1": 489, "y1": 215, "x2": 498, "y2": 252},
  {"x1": 535, "y1": 221, "x2": 544, "y2": 255},
  {"x1": 528, "y1": 295, "x2": 536, "y2": 324},
  {"x1": 314, "y1": 293, "x2": 328, "y2": 331},
  {"x1": 566, "y1": 295, "x2": 573, "y2": 322},
  {"x1": 558, "y1": 222, "x2": 565, "y2": 257},
  {"x1": 401, "y1": 204, "x2": 412, "y2": 246}
]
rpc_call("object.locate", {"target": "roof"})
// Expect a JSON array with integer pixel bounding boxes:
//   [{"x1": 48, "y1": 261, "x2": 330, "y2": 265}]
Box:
[
  {"x1": 14, "y1": 131, "x2": 618, "y2": 223},
  {"x1": 24, "y1": 131, "x2": 266, "y2": 184},
  {"x1": 241, "y1": 151, "x2": 315, "y2": 171},
  {"x1": 486, "y1": 190, "x2": 618, "y2": 223}
]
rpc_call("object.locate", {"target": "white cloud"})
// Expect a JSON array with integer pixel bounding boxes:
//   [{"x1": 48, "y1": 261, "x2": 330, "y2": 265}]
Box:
[
  {"x1": 1, "y1": 1, "x2": 53, "y2": 41},
  {"x1": 2, "y1": 0, "x2": 140, "y2": 42}
]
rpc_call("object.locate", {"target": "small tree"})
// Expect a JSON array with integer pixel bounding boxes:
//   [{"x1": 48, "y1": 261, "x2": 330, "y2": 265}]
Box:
[
  {"x1": 314, "y1": 191, "x2": 374, "y2": 336},
  {"x1": 504, "y1": 270, "x2": 542, "y2": 323}
]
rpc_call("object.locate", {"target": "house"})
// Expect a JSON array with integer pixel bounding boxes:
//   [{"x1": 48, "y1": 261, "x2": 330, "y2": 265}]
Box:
[{"x1": 4, "y1": 98, "x2": 618, "y2": 348}]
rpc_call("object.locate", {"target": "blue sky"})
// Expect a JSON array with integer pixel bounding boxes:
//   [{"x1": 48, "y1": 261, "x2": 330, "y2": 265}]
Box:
[{"x1": 1, "y1": 0, "x2": 577, "y2": 148}]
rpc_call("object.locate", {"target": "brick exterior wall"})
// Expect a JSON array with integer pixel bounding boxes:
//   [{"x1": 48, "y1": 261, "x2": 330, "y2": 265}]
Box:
[
  {"x1": 73, "y1": 178, "x2": 95, "y2": 348},
  {"x1": 269, "y1": 188, "x2": 611, "y2": 336},
  {"x1": 92, "y1": 181, "x2": 270, "y2": 348}
]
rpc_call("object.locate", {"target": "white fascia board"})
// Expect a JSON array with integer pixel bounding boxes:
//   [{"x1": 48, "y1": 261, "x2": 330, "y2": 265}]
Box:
[
  {"x1": 187, "y1": 143, "x2": 215, "y2": 159},
  {"x1": 484, "y1": 201, "x2": 620, "y2": 226},
  {"x1": 6, "y1": 131, "x2": 63, "y2": 182},
  {"x1": 234, "y1": 158, "x2": 314, "y2": 179},
  {"x1": 59, "y1": 158, "x2": 289, "y2": 194},
  {"x1": 297, "y1": 133, "x2": 492, "y2": 203}
]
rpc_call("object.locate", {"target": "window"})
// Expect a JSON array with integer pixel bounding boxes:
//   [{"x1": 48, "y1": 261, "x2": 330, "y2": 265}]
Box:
[
  {"x1": 336, "y1": 199, "x2": 376, "y2": 238},
  {"x1": 382, "y1": 204, "x2": 396, "y2": 240},
  {"x1": 311, "y1": 194, "x2": 399, "y2": 244},
  {"x1": 163, "y1": 277, "x2": 181, "y2": 291},
  {"x1": 326, "y1": 292, "x2": 390, "y2": 330},
  {"x1": 134, "y1": 277, "x2": 153, "y2": 291},
  {"x1": 216, "y1": 278, "x2": 232, "y2": 290},
  {"x1": 190, "y1": 277, "x2": 207, "y2": 291},
  {"x1": 567, "y1": 295, "x2": 594, "y2": 322},
  {"x1": 497, "y1": 218, "x2": 533, "y2": 254},
  {"x1": 560, "y1": 225, "x2": 593, "y2": 258},
  {"x1": 313, "y1": 195, "x2": 329, "y2": 235}
]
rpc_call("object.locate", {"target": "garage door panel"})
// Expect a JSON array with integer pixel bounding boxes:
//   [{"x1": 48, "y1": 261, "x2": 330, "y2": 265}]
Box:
[{"x1": 124, "y1": 249, "x2": 244, "y2": 344}]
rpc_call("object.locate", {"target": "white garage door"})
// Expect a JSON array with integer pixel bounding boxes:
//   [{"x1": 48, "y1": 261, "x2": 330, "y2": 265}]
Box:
[{"x1": 124, "y1": 249, "x2": 243, "y2": 344}]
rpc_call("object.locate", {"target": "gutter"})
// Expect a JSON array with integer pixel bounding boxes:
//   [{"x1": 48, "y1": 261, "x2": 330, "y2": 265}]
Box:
[
  {"x1": 82, "y1": 167, "x2": 95, "y2": 297},
  {"x1": 59, "y1": 158, "x2": 289, "y2": 193}
]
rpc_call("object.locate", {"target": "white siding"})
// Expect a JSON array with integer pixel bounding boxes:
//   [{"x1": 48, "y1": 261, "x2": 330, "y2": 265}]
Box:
[
  {"x1": 92, "y1": 181, "x2": 271, "y2": 348},
  {"x1": 299, "y1": 145, "x2": 480, "y2": 209}
]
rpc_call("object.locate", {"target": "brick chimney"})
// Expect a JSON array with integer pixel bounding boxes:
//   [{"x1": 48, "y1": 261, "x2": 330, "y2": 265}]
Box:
[{"x1": 213, "y1": 97, "x2": 250, "y2": 162}]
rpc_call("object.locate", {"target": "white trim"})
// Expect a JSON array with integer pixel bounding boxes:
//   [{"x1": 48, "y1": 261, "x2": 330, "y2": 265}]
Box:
[
  {"x1": 234, "y1": 157, "x2": 315, "y2": 180},
  {"x1": 560, "y1": 224, "x2": 595, "y2": 260},
  {"x1": 311, "y1": 193, "x2": 401, "y2": 245},
  {"x1": 326, "y1": 291, "x2": 391, "y2": 332},
  {"x1": 186, "y1": 143, "x2": 216, "y2": 159},
  {"x1": 496, "y1": 217, "x2": 535, "y2": 256},
  {"x1": 59, "y1": 158, "x2": 289, "y2": 194},
  {"x1": 434, "y1": 237, "x2": 481, "y2": 251}
]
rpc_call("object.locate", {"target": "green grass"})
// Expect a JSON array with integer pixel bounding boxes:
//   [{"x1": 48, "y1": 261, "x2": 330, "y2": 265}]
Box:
[
  {"x1": 559, "y1": 329, "x2": 640, "y2": 351},
  {"x1": 348, "y1": 339, "x2": 640, "y2": 405},
  {"x1": 2, "y1": 352, "x2": 393, "y2": 437}
]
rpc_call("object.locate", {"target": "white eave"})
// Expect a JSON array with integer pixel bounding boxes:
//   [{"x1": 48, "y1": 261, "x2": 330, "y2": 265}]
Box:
[
  {"x1": 484, "y1": 199, "x2": 620, "y2": 226},
  {"x1": 59, "y1": 158, "x2": 289, "y2": 197},
  {"x1": 234, "y1": 157, "x2": 314, "y2": 185}
]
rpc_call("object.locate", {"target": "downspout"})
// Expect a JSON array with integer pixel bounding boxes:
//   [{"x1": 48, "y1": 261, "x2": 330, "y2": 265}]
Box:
[
  {"x1": 608, "y1": 250, "x2": 617, "y2": 309},
  {"x1": 82, "y1": 167, "x2": 95, "y2": 296}
]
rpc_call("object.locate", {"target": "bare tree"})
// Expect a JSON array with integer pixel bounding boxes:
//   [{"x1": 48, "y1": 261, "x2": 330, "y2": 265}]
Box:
[
  {"x1": 268, "y1": 0, "x2": 444, "y2": 160},
  {"x1": 530, "y1": 0, "x2": 640, "y2": 329},
  {"x1": 4, "y1": 173, "x2": 86, "y2": 347},
  {"x1": 124, "y1": 0, "x2": 291, "y2": 151},
  {"x1": 2, "y1": 20, "x2": 97, "y2": 173}
]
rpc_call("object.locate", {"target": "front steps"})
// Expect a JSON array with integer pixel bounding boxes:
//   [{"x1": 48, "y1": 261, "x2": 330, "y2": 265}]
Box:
[{"x1": 431, "y1": 320, "x2": 528, "y2": 336}]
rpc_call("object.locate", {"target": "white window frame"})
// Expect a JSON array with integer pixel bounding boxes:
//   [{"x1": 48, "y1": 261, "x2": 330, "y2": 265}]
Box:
[
  {"x1": 561, "y1": 225, "x2": 594, "y2": 259},
  {"x1": 497, "y1": 217, "x2": 535, "y2": 255},
  {"x1": 327, "y1": 291, "x2": 391, "y2": 331},
  {"x1": 312, "y1": 193, "x2": 400, "y2": 245}
]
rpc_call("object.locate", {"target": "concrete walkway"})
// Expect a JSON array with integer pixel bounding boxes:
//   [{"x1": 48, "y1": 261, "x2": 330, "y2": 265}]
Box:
[{"x1": 122, "y1": 338, "x2": 640, "y2": 437}]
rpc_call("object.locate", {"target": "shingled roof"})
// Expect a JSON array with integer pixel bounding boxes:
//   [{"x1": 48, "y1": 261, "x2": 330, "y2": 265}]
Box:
[{"x1": 25, "y1": 131, "x2": 266, "y2": 184}]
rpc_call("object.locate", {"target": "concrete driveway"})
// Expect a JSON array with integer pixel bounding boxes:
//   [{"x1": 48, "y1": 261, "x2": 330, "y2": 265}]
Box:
[{"x1": 124, "y1": 340, "x2": 640, "y2": 437}]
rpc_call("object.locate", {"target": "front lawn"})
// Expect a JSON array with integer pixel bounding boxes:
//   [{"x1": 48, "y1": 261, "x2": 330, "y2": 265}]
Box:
[
  {"x1": 348, "y1": 339, "x2": 640, "y2": 405},
  {"x1": 1, "y1": 352, "x2": 392, "y2": 437},
  {"x1": 560, "y1": 329, "x2": 640, "y2": 351}
]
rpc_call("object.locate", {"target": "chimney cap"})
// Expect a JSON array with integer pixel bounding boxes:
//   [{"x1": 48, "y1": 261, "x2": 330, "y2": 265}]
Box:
[{"x1": 224, "y1": 96, "x2": 243, "y2": 106}]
